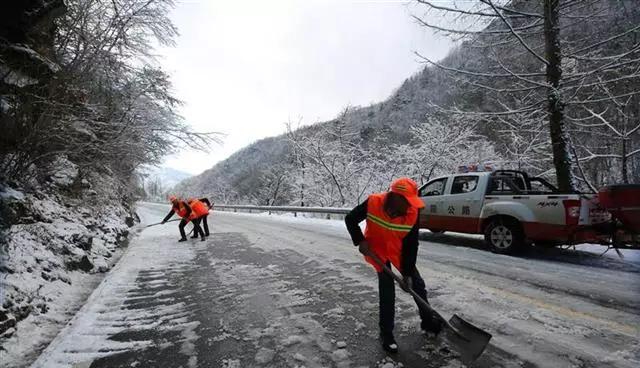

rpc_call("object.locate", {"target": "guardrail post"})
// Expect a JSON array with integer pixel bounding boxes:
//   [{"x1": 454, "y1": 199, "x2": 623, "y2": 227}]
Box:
[{"x1": 294, "y1": 212, "x2": 297, "y2": 217}]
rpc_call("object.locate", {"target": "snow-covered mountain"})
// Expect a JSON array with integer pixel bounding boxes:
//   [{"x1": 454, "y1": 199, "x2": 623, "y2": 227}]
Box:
[
  {"x1": 173, "y1": 1, "x2": 640, "y2": 205},
  {"x1": 140, "y1": 166, "x2": 192, "y2": 198},
  {"x1": 149, "y1": 166, "x2": 192, "y2": 188}
]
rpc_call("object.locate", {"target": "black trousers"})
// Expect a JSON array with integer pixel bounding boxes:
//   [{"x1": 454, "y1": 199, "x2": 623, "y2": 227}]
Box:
[
  {"x1": 190, "y1": 217, "x2": 206, "y2": 239},
  {"x1": 178, "y1": 218, "x2": 189, "y2": 239},
  {"x1": 201, "y1": 215, "x2": 209, "y2": 236},
  {"x1": 377, "y1": 262, "x2": 437, "y2": 336}
]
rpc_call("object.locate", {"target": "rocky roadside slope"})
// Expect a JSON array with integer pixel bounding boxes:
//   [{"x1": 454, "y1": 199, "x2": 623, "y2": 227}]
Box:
[{"x1": 0, "y1": 156, "x2": 138, "y2": 367}]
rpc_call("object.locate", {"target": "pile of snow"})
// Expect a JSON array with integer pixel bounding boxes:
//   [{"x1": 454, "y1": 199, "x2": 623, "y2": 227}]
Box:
[{"x1": 0, "y1": 160, "x2": 137, "y2": 366}]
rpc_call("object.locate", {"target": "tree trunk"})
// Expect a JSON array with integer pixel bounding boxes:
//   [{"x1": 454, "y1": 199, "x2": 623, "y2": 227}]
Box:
[
  {"x1": 621, "y1": 135, "x2": 628, "y2": 184},
  {"x1": 544, "y1": 0, "x2": 575, "y2": 192},
  {"x1": 300, "y1": 161, "x2": 305, "y2": 206}
]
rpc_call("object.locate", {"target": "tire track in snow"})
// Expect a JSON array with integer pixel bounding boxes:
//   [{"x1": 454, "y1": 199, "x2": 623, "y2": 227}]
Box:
[
  {"x1": 31, "y1": 205, "x2": 639, "y2": 367},
  {"x1": 211, "y1": 211, "x2": 639, "y2": 368},
  {"x1": 188, "y1": 232, "x2": 464, "y2": 368},
  {"x1": 213, "y1": 216, "x2": 527, "y2": 368}
]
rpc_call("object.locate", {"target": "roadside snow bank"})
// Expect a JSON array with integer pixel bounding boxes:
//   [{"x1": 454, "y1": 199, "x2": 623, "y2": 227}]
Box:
[
  {"x1": 30, "y1": 203, "x2": 198, "y2": 368},
  {"x1": 0, "y1": 180, "x2": 136, "y2": 367}
]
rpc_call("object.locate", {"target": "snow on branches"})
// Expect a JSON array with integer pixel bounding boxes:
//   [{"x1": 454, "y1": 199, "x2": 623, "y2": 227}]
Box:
[
  {"x1": 1, "y1": 0, "x2": 220, "y2": 191},
  {"x1": 413, "y1": 0, "x2": 640, "y2": 190},
  {"x1": 285, "y1": 109, "x2": 498, "y2": 208}
]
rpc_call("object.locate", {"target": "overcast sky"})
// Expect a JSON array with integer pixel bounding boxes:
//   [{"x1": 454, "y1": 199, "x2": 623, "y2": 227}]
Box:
[{"x1": 158, "y1": 0, "x2": 452, "y2": 175}]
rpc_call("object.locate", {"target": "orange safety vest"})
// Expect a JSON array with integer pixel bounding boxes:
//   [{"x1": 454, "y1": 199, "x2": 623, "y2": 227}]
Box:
[
  {"x1": 363, "y1": 193, "x2": 418, "y2": 273},
  {"x1": 188, "y1": 199, "x2": 209, "y2": 219},
  {"x1": 174, "y1": 201, "x2": 189, "y2": 219}
]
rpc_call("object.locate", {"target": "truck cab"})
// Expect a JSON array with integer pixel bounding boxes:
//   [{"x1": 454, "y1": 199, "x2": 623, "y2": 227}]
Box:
[
  {"x1": 417, "y1": 169, "x2": 606, "y2": 254},
  {"x1": 418, "y1": 172, "x2": 491, "y2": 234}
]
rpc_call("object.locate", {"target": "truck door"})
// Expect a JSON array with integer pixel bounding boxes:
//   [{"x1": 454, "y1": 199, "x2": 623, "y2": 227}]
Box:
[
  {"x1": 446, "y1": 175, "x2": 482, "y2": 233},
  {"x1": 418, "y1": 177, "x2": 449, "y2": 230}
]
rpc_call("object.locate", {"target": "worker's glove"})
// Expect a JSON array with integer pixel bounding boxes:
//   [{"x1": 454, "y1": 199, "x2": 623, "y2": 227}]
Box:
[
  {"x1": 401, "y1": 276, "x2": 413, "y2": 293},
  {"x1": 358, "y1": 240, "x2": 371, "y2": 256}
]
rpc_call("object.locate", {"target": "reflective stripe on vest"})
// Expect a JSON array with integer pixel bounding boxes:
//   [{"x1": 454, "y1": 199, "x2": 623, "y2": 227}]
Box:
[
  {"x1": 364, "y1": 193, "x2": 417, "y2": 273},
  {"x1": 366, "y1": 213, "x2": 413, "y2": 233}
]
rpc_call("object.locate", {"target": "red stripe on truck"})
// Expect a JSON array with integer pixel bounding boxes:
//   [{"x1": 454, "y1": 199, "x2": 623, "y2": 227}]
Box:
[
  {"x1": 420, "y1": 215, "x2": 591, "y2": 243},
  {"x1": 522, "y1": 222, "x2": 574, "y2": 241},
  {"x1": 523, "y1": 222, "x2": 609, "y2": 243}
]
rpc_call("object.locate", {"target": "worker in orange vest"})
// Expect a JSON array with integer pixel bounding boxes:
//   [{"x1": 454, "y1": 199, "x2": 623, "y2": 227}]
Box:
[
  {"x1": 187, "y1": 197, "x2": 211, "y2": 239},
  {"x1": 162, "y1": 196, "x2": 204, "y2": 242},
  {"x1": 345, "y1": 177, "x2": 442, "y2": 353}
]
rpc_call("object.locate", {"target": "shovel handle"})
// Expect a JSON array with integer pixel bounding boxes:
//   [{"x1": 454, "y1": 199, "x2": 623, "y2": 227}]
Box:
[
  {"x1": 366, "y1": 253, "x2": 440, "y2": 314},
  {"x1": 145, "y1": 218, "x2": 181, "y2": 228},
  {"x1": 367, "y1": 252, "x2": 460, "y2": 334}
]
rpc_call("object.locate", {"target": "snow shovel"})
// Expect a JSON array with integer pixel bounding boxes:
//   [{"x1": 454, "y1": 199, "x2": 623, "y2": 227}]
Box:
[
  {"x1": 367, "y1": 253, "x2": 491, "y2": 366},
  {"x1": 144, "y1": 218, "x2": 181, "y2": 228}
]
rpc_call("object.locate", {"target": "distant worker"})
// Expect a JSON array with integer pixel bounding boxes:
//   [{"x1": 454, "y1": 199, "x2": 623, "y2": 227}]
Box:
[
  {"x1": 344, "y1": 178, "x2": 442, "y2": 353},
  {"x1": 187, "y1": 197, "x2": 211, "y2": 239},
  {"x1": 162, "y1": 196, "x2": 205, "y2": 242}
]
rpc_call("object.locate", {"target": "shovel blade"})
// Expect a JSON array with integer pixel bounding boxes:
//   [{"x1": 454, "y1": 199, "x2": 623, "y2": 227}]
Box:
[{"x1": 443, "y1": 314, "x2": 492, "y2": 366}]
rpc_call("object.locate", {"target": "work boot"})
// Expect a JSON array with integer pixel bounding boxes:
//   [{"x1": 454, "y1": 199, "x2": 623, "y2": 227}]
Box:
[
  {"x1": 204, "y1": 232, "x2": 210, "y2": 237},
  {"x1": 380, "y1": 333, "x2": 398, "y2": 353},
  {"x1": 200, "y1": 236, "x2": 206, "y2": 242},
  {"x1": 178, "y1": 237, "x2": 187, "y2": 242},
  {"x1": 190, "y1": 235, "x2": 199, "y2": 239}
]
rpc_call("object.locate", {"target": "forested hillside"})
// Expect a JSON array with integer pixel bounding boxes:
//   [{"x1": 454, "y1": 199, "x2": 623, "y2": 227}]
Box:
[
  {"x1": 0, "y1": 0, "x2": 213, "y2": 351},
  {"x1": 175, "y1": 0, "x2": 640, "y2": 206}
]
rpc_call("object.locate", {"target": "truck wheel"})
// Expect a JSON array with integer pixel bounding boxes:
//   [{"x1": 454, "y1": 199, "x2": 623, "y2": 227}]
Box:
[{"x1": 484, "y1": 219, "x2": 524, "y2": 254}]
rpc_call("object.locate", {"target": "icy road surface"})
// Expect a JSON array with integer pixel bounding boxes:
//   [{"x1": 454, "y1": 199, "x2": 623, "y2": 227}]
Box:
[{"x1": 31, "y1": 202, "x2": 639, "y2": 368}]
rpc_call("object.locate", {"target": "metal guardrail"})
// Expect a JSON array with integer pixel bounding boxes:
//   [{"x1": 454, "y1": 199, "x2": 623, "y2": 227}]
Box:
[{"x1": 214, "y1": 204, "x2": 351, "y2": 217}]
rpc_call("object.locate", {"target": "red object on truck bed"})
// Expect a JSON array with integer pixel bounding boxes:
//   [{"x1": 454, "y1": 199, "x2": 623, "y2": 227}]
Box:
[{"x1": 598, "y1": 184, "x2": 640, "y2": 233}]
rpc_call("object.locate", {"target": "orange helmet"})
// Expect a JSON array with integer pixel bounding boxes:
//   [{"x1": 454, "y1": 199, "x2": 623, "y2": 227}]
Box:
[{"x1": 390, "y1": 177, "x2": 424, "y2": 209}]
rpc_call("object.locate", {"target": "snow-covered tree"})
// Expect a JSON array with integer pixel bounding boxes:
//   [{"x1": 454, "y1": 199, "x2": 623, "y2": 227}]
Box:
[
  {"x1": 413, "y1": 0, "x2": 640, "y2": 190},
  {"x1": 287, "y1": 108, "x2": 373, "y2": 206},
  {"x1": 390, "y1": 116, "x2": 498, "y2": 185},
  {"x1": 1, "y1": 0, "x2": 220, "y2": 191}
]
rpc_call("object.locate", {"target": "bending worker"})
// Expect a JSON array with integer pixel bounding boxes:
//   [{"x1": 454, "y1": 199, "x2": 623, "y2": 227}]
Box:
[
  {"x1": 162, "y1": 196, "x2": 205, "y2": 242},
  {"x1": 187, "y1": 197, "x2": 211, "y2": 239},
  {"x1": 344, "y1": 177, "x2": 442, "y2": 353}
]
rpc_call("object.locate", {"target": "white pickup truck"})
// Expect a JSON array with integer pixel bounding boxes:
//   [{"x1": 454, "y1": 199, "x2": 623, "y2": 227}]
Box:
[{"x1": 417, "y1": 170, "x2": 609, "y2": 254}]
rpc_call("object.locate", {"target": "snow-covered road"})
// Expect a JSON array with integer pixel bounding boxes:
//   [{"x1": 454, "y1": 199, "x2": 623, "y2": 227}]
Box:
[{"x1": 30, "y1": 203, "x2": 639, "y2": 368}]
